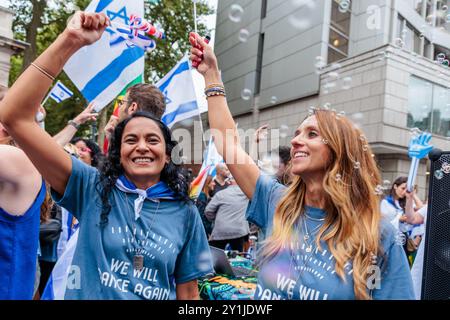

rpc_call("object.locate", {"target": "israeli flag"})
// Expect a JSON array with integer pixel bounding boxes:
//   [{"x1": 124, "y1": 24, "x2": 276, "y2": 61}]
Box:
[
  {"x1": 64, "y1": 0, "x2": 145, "y2": 112},
  {"x1": 49, "y1": 81, "x2": 73, "y2": 103},
  {"x1": 41, "y1": 229, "x2": 79, "y2": 300},
  {"x1": 157, "y1": 56, "x2": 200, "y2": 128}
]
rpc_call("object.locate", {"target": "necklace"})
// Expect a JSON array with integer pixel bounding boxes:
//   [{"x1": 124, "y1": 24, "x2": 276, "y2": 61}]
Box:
[
  {"x1": 302, "y1": 216, "x2": 322, "y2": 253},
  {"x1": 287, "y1": 217, "x2": 323, "y2": 299},
  {"x1": 124, "y1": 192, "x2": 160, "y2": 271},
  {"x1": 304, "y1": 212, "x2": 326, "y2": 222}
]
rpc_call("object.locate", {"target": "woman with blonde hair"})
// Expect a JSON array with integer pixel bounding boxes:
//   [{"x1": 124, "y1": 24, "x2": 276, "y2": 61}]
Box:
[{"x1": 189, "y1": 32, "x2": 414, "y2": 300}]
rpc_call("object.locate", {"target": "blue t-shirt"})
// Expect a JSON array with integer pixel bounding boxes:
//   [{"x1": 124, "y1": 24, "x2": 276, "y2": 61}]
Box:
[
  {"x1": 246, "y1": 175, "x2": 415, "y2": 300},
  {"x1": 0, "y1": 181, "x2": 46, "y2": 299},
  {"x1": 52, "y1": 158, "x2": 213, "y2": 299}
]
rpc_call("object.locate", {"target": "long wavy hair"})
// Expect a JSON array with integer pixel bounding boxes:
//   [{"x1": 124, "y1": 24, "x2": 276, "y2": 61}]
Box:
[
  {"x1": 97, "y1": 111, "x2": 190, "y2": 225},
  {"x1": 260, "y1": 109, "x2": 383, "y2": 300}
]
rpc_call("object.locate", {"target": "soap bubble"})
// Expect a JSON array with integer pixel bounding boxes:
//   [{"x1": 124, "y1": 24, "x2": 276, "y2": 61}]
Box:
[
  {"x1": 238, "y1": 29, "x2": 250, "y2": 42},
  {"x1": 374, "y1": 185, "x2": 384, "y2": 195},
  {"x1": 279, "y1": 124, "x2": 289, "y2": 138},
  {"x1": 241, "y1": 88, "x2": 252, "y2": 101},
  {"x1": 270, "y1": 96, "x2": 278, "y2": 104},
  {"x1": 338, "y1": 0, "x2": 351, "y2": 13},
  {"x1": 435, "y1": 169, "x2": 444, "y2": 180},
  {"x1": 229, "y1": 4, "x2": 244, "y2": 23},
  {"x1": 382, "y1": 180, "x2": 391, "y2": 190},
  {"x1": 342, "y1": 76, "x2": 352, "y2": 90},
  {"x1": 441, "y1": 163, "x2": 450, "y2": 174},
  {"x1": 394, "y1": 38, "x2": 404, "y2": 48}
]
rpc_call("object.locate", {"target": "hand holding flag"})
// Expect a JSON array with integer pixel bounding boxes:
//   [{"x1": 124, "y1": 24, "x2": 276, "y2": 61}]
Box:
[{"x1": 407, "y1": 132, "x2": 433, "y2": 192}]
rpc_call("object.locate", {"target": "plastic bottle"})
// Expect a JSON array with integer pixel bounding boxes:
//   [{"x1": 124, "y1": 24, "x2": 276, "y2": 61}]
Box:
[
  {"x1": 248, "y1": 235, "x2": 257, "y2": 261},
  {"x1": 224, "y1": 243, "x2": 232, "y2": 257}
]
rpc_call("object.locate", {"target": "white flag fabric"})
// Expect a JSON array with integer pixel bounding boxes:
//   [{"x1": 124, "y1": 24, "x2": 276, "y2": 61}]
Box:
[
  {"x1": 49, "y1": 81, "x2": 73, "y2": 103},
  {"x1": 64, "y1": 0, "x2": 145, "y2": 112},
  {"x1": 41, "y1": 229, "x2": 79, "y2": 300},
  {"x1": 204, "y1": 136, "x2": 224, "y2": 177},
  {"x1": 157, "y1": 56, "x2": 200, "y2": 128}
]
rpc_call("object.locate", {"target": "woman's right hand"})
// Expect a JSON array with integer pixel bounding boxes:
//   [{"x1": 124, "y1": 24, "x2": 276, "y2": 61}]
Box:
[
  {"x1": 64, "y1": 11, "x2": 109, "y2": 48},
  {"x1": 189, "y1": 32, "x2": 220, "y2": 80}
]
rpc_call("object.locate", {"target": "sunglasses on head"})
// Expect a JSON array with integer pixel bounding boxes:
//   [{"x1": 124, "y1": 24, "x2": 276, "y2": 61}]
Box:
[{"x1": 78, "y1": 146, "x2": 92, "y2": 153}]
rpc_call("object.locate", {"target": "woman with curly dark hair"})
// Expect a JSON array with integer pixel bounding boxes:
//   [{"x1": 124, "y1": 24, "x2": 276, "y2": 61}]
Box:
[
  {"x1": 70, "y1": 137, "x2": 104, "y2": 169},
  {"x1": 0, "y1": 12, "x2": 212, "y2": 300}
]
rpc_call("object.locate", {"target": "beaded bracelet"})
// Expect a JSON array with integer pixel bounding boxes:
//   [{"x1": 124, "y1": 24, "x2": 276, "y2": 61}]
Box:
[
  {"x1": 205, "y1": 87, "x2": 226, "y2": 97},
  {"x1": 205, "y1": 88, "x2": 226, "y2": 98},
  {"x1": 205, "y1": 87, "x2": 226, "y2": 94}
]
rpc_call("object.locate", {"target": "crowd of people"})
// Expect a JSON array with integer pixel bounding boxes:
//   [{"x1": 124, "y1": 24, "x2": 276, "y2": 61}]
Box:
[{"x1": 0, "y1": 11, "x2": 433, "y2": 300}]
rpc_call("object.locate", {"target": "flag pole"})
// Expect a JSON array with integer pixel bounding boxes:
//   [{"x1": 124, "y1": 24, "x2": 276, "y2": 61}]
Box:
[
  {"x1": 41, "y1": 92, "x2": 51, "y2": 107},
  {"x1": 193, "y1": 0, "x2": 198, "y2": 33},
  {"x1": 197, "y1": 111, "x2": 207, "y2": 150}
]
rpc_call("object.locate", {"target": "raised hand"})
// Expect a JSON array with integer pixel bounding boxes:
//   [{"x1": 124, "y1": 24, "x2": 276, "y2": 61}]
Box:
[
  {"x1": 189, "y1": 32, "x2": 219, "y2": 77},
  {"x1": 73, "y1": 103, "x2": 98, "y2": 126},
  {"x1": 104, "y1": 115, "x2": 119, "y2": 140},
  {"x1": 408, "y1": 132, "x2": 433, "y2": 159},
  {"x1": 65, "y1": 11, "x2": 110, "y2": 47}
]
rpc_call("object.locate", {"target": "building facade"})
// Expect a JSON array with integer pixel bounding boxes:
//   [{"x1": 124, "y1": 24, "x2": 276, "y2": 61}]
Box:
[
  {"x1": 211, "y1": 0, "x2": 450, "y2": 198},
  {"x1": 0, "y1": 6, "x2": 27, "y2": 99}
]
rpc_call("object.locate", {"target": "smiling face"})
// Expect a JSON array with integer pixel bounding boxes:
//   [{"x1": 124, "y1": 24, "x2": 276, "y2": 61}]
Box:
[
  {"x1": 290, "y1": 115, "x2": 332, "y2": 179},
  {"x1": 120, "y1": 117, "x2": 169, "y2": 189}
]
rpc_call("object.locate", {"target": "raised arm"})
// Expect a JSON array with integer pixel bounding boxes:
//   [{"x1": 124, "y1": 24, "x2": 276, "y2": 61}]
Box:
[
  {"x1": 189, "y1": 32, "x2": 260, "y2": 199},
  {"x1": 405, "y1": 190, "x2": 424, "y2": 225},
  {"x1": 53, "y1": 102, "x2": 98, "y2": 147},
  {"x1": 0, "y1": 12, "x2": 108, "y2": 195}
]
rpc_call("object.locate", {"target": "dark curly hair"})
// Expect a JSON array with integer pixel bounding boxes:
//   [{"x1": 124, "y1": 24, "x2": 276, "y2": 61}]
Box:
[
  {"x1": 97, "y1": 111, "x2": 190, "y2": 225},
  {"x1": 71, "y1": 137, "x2": 105, "y2": 169}
]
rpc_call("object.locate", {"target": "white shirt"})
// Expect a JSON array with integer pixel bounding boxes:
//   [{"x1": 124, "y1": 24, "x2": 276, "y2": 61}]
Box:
[
  {"x1": 410, "y1": 206, "x2": 428, "y2": 300},
  {"x1": 380, "y1": 198, "x2": 403, "y2": 230}
]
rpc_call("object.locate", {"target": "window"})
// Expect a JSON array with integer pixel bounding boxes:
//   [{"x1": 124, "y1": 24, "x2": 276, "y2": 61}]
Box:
[
  {"x1": 434, "y1": 44, "x2": 450, "y2": 62},
  {"x1": 436, "y1": 0, "x2": 450, "y2": 27},
  {"x1": 432, "y1": 85, "x2": 450, "y2": 137},
  {"x1": 402, "y1": 22, "x2": 422, "y2": 54},
  {"x1": 415, "y1": 0, "x2": 425, "y2": 15},
  {"x1": 328, "y1": 0, "x2": 351, "y2": 63},
  {"x1": 408, "y1": 76, "x2": 450, "y2": 137}
]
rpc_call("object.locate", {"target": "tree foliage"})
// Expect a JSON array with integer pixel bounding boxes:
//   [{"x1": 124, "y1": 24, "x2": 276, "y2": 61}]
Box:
[{"x1": 8, "y1": 0, "x2": 212, "y2": 137}]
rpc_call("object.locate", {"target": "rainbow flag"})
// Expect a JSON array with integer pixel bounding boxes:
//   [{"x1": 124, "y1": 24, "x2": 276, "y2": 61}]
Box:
[
  {"x1": 189, "y1": 137, "x2": 224, "y2": 198},
  {"x1": 190, "y1": 164, "x2": 211, "y2": 199}
]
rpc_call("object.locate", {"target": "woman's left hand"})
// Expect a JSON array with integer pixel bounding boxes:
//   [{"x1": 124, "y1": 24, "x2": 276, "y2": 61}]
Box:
[
  {"x1": 189, "y1": 32, "x2": 219, "y2": 79},
  {"x1": 73, "y1": 103, "x2": 98, "y2": 125}
]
